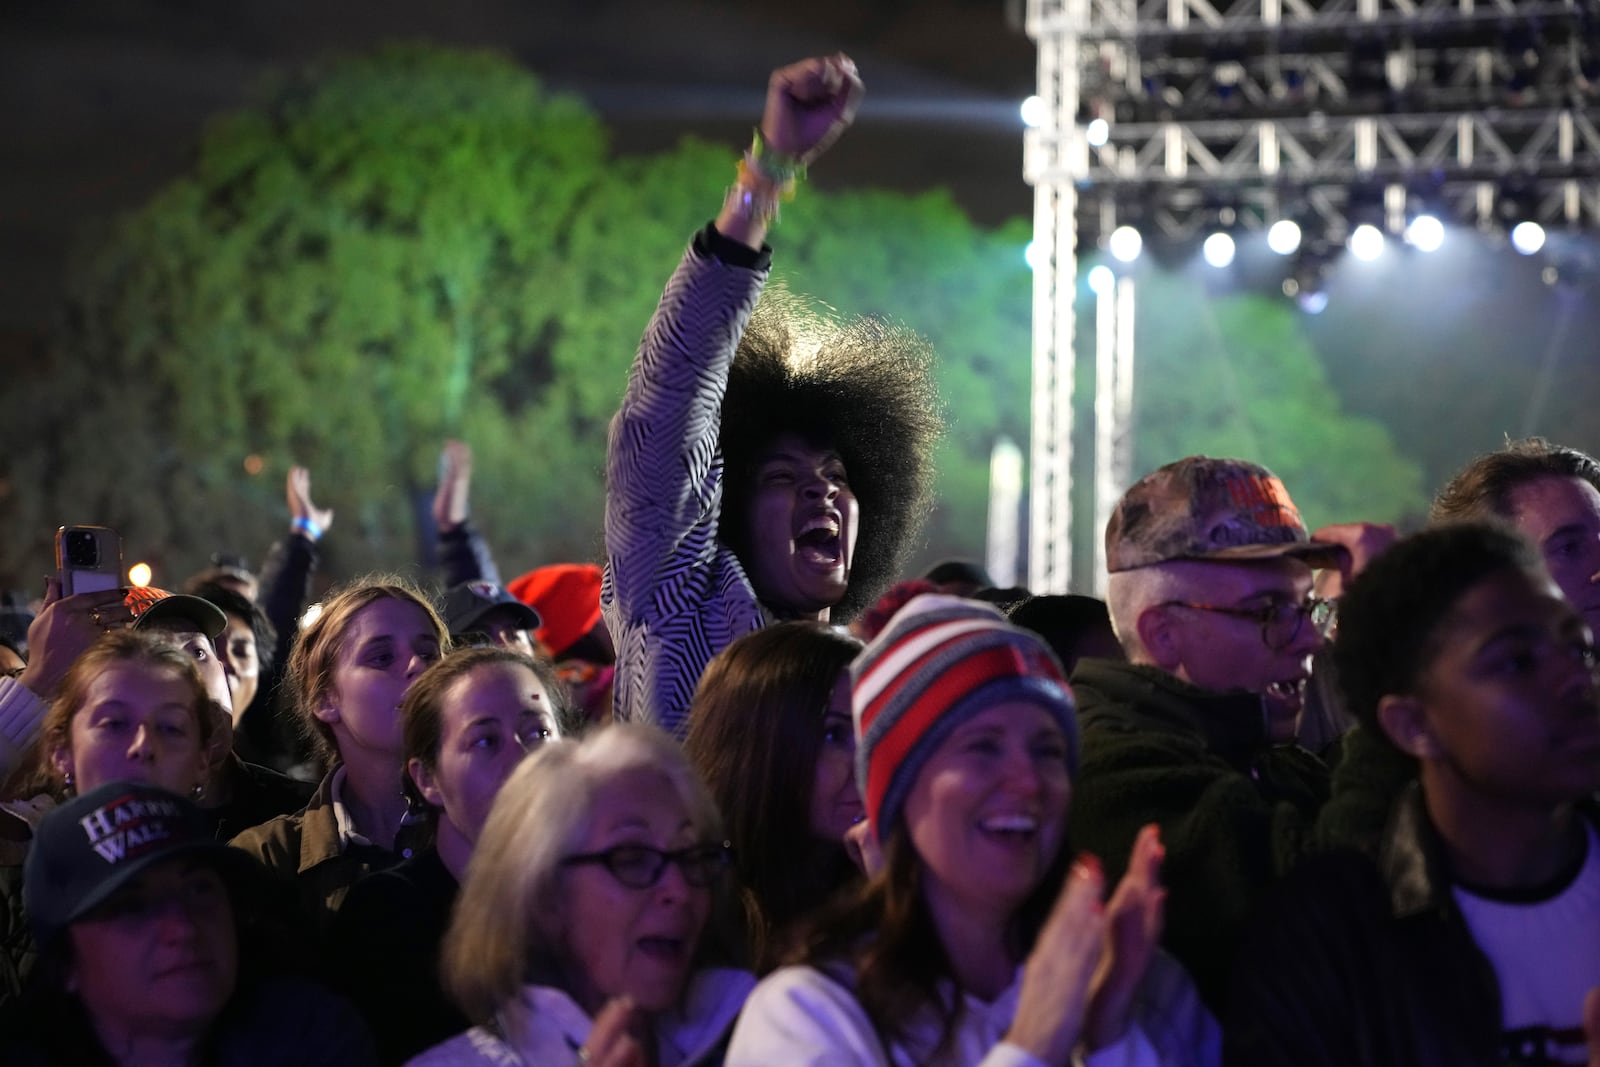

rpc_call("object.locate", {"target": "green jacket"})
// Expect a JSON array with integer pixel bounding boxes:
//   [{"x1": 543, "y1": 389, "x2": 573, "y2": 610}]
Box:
[{"x1": 1066, "y1": 658, "x2": 1411, "y2": 1014}]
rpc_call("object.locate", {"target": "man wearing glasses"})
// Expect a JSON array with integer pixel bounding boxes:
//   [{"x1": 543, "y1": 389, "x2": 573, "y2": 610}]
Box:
[{"x1": 1066, "y1": 455, "x2": 1402, "y2": 1016}]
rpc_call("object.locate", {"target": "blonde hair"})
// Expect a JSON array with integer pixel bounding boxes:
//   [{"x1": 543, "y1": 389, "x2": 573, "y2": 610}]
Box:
[
  {"x1": 286, "y1": 575, "x2": 448, "y2": 766},
  {"x1": 441, "y1": 723, "x2": 726, "y2": 1026}
]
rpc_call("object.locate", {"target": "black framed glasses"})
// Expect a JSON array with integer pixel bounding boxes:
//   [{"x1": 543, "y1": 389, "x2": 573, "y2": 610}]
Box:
[
  {"x1": 1161, "y1": 596, "x2": 1335, "y2": 651},
  {"x1": 562, "y1": 841, "x2": 732, "y2": 890}
]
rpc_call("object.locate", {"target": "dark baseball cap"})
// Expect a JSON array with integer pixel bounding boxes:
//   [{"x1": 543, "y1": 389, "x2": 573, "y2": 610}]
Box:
[
  {"x1": 23, "y1": 781, "x2": 253, "y2": 945},
  {"x1": 1105, "y1": 456, "x2": 1348, "y2": 574},
  {"x1": 125, "y1": 587, "x2": 228, "y2": 641},
  {"x1": 443, "y1": 581, "x2": 542, "y2": 638}
]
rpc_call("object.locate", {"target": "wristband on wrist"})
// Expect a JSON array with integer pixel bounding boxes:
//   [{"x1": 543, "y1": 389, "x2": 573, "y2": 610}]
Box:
[
  {"x1": 292, "y1": 515, "x2": 323, "y2": 541},
  {"x1": 748, "y1": 127, "x2": 807, "y2": 185}
]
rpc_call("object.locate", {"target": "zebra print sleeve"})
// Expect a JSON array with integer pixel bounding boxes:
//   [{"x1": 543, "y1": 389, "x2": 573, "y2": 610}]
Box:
[{"x1": 602, "y1": 230, "x2": 770, "y2": 729}]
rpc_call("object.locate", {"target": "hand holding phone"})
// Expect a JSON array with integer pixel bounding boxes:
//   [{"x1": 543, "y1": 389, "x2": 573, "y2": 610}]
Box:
[{"x1": 56, "y1": 525, "x2": 124, "y2": 597}]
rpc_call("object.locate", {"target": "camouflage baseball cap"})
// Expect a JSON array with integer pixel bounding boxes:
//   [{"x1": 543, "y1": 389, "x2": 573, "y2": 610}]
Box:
[{"x1": 1105, "y1": 456, "x2": 1347, "y2": 573}]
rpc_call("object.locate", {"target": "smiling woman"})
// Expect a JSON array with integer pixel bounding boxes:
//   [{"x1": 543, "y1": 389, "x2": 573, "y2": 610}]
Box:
[{"x1": 725, "y1": 595, "x2": 1220, "y2": 1067}]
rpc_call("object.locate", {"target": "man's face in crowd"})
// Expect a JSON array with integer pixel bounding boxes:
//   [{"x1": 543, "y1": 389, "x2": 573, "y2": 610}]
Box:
[
  {"x1": 1505, "y1": 475, "x2": 1600, "y2": 635},
  {"x1": 1155, "y1": 557, "x2": 1323, "y2": 742},
  {"x1": 148, "y1": 622, "x2": 232, "y2": 716},
  {"x1": 742, "y1": 433, "x2": 860, "y2": 619},
  {"x1": 1404, "y1": 565, "x2": 1600, "y2": 809}
]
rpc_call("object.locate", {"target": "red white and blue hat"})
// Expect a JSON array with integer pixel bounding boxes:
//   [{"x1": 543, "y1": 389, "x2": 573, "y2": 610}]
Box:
[{"x1": 850, "y1": 594, "x2": 1079, "y2": 842}]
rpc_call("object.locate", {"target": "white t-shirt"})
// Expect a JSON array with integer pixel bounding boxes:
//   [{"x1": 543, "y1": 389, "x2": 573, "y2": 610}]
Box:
[{"x1": 1453, "y1": 819, "x2": 1600, "y2": 1066}]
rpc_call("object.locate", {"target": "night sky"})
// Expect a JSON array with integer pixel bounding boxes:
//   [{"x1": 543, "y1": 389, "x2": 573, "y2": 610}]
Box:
[
  {"x1": 1, "y1": 0, "x2": 1036, "y2": 345},
  {"x1": 4, "y1": 0, "x2": 1596, "y2": 492}
]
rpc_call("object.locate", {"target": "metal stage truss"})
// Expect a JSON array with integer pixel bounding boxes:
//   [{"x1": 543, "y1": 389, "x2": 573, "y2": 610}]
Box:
[{"x1": 1021, "y1": 0, "x2": 1600, "y2": 592}]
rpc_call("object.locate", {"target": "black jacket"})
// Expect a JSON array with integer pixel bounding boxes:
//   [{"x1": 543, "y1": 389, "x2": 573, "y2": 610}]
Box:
[
  {"x1": 1226, "y1": 787, "x2": 1600, "y2": 1067},
  {"x1": 1067, "y1": 658, "x2": 1411, "y2": 1013}
]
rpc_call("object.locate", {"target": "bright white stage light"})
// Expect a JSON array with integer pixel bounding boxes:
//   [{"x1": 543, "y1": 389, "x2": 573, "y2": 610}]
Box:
[
  {"x1": 1085, "y1": 118, "x2": 1110, "y2": 146},
  {"x1": 1511, "y1": 221, "x2": 1546, "y2": 256},
  {"x1": 1202, "y1": 232, "x2": 1236, "y2": 268},
  {"x1": 1405, "y1": 214, "x2": 1445, "y2": 252},
  {"x1": 1087, "y1": 265, "x2": 1115, "y2": 294},
  {"x1": 1020, "y1": 96, "x2": 1044, "y2": 128},
  {"x1": 1297, "y1": 290, "x2": 1330, "y2": 315},
  {"x1": 1267, "y1": 219, "x2": 1302, "y2": 256},
  {"x1": 1109, "y1": 225, "x2": 1142, "y2": 263},
  {"x1": 1348, "y1": 224, "x2": 1385, "y2": 261}
]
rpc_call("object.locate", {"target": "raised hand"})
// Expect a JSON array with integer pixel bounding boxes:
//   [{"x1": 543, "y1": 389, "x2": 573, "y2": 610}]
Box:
[
  {"x1": 1584, "y1": 987, "x2": 1600, "y2": 1067},
  {"x1": 581, "y1": 996, "x2": 648, "y2": 1067},
  {"x1": 1085, "y1": 824, "x2": 1167, "y2": 1049},
  {"x1": 432, "y1": 439, "x2": 474, "y2": 532},
  {"x1": 17, "y1": 577, "x2": 133, "y2": 697},
  {"x1": 286, "y1": 465, "x2": 334, "y2": 536},
  {"x1": 843, "y1": 818, "x2": 883, "y2": 878},
  {"x1": 1003, "y1": 856, "x2": 1108, "y2": 1067},
  {"x1": 761, "y1": 54, "x2": 864, "y2": 164}
]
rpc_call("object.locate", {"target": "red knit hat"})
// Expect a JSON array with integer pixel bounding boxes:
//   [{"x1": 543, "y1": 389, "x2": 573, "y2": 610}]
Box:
[
  {"x1": 851, "y1": 594, "x2": 1078, "y2": 843},
  {"x1": 506, "y1": 564, "x2": 603, "y2": 658}
]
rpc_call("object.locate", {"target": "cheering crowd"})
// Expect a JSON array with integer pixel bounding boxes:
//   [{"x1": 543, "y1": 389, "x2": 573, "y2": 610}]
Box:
[{"x1": 0, "y1": 53, "x2": 1598, "y2": 1067}]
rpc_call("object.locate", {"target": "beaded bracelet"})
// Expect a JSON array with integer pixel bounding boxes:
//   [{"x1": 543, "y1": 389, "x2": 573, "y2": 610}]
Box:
[
  {"x1": 747, "y1": 127, "x2": 807, "y2": 186},
  {"x1": 723, "y1": 180, "x2": 785, "y2": 227}
]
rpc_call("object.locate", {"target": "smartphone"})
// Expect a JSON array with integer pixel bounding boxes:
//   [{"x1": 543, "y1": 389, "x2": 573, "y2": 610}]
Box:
[{"x1": 55, "y1": 525, "x2": 124, "y2": 597}]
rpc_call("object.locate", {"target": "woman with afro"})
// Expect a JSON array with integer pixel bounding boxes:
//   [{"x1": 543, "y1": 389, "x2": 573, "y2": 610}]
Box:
[{"x1": 603, "y1": 54, "x2": 942, "y2": 735}]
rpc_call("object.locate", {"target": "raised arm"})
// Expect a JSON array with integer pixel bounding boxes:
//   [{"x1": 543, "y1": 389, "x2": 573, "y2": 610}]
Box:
[{"x1": 603, "y1": 55, "x2": 862, "y2": 621}]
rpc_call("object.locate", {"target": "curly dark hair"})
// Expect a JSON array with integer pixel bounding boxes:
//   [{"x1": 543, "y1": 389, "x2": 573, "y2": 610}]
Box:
[
  {"x1": 1431, "y1": 437, "x2": 1600, "y2": 524},
  {"x1": 719, "y1": 287, "x2": 943, "y2": 623},
  {"x1": 1333, "y1": 521, "x2": 1544, "y2": 747}
]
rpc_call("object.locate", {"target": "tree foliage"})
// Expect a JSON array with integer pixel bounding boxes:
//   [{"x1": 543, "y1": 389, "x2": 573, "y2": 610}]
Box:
[
  {"x1": 1, "y1": 43, "x2": 1432, "y2": 593},
  {"x1": 1123, "y1": 271, "x2": 1426, "y2": 532}
]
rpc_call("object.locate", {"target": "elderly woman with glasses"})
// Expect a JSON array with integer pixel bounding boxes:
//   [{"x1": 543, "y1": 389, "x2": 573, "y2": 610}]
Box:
[{"x1": 407, "y1": 723, "x2": 751, "y2": 1067}]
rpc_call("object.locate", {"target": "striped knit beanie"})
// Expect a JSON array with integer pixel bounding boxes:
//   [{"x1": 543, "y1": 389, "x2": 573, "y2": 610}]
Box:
[{"x1": 851, "y1": 594, "x2": 1078, "y2": 841}]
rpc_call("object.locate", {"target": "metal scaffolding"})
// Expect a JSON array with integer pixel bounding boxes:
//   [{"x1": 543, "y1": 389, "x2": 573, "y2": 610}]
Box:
[{"x1": 1023, "y1": 0, "x2": 1600, "y2": 591}]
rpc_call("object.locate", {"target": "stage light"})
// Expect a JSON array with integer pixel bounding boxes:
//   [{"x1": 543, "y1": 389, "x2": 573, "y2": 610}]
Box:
[
  {"x1": 1202, "y1": 232, "x2": 1236, "y2": 268},
  {"x1": 1297, "y1": 290, "x2": 1330, "y2": 314},
  {"x1": 1108, "y1": 225, "x2": 1142, "y2": 263},
  {"x1": 1087, "y1": 265, "x2": 1115, "y2": 294},
  {"x1": 1025, "y1": 241, "x2": 1044, "y2": 270},
  {"x1": 1348, "y1": 224, "x2": 1385, "y2": 261},
  {"x1": 128, "y1": 563, "x2": 152, "y2": 588},
  {"x1": 1511, "y1": 221, "x2": 1546, "y2": 255},
  {"x1": 1085, "y1": 118, "x2": 1110, "y2": 146},
  {"x1": 1405, "y1": 214, "x2": 1445, "y2": 252},
  {"x1": 1021, "y1": 96, "x2": 1044, "y2": 128},
  {"x1": 1267, "y1": 220, "x2": 1302, "y2": 255}
]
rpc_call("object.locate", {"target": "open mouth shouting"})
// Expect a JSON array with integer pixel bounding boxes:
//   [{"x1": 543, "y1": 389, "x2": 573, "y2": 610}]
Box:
[{"x1": 795, "y1": 511, "x2": 844, "y2": 569}]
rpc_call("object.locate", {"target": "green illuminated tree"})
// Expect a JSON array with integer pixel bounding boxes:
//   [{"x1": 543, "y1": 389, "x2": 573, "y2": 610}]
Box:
[
  {"x1": 0, "y1": 42, "x2": 1429, "y2": 594},
  {"x1": 1124, "y1": 271, "x2": 1427, "y2": 531}
]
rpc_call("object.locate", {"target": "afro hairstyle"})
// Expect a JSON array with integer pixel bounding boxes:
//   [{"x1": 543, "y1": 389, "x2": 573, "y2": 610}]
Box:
[
  {"x1": 1332, "y1": 520, "x2": 1545, "y2": 746},
  {"x1": 718, "y1": 286, "x2": 943, "y2": 623}
]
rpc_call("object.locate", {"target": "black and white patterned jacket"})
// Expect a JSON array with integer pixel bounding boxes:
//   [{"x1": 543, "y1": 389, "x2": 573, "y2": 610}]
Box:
[{"x1": 602, "y1": 226, "x2": 773, "y2": 735}]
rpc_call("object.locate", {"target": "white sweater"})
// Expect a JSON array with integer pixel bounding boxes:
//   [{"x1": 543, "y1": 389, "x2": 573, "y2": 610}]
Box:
[
  {"x1": 726, "y1": 956, "x2": 1218, "y2": 1067},
  {"x1": 406, "y1": 967, "x2": 755, "y2": 1067}
]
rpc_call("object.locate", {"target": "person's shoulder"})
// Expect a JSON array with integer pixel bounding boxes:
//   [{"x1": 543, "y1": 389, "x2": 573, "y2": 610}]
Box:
[
  {"x1": 404, "y1": 1026, "x2": 520, "y2": 1067},
  {"x1": 743, "y1": 962, "x2": 864, "y2": 1018},
  {"x1": 219, "y1": 974, "x2": 379, "y2": 1066},
  {"x1": 228, "y1": 808, "x2": 305, "y2": 858}
]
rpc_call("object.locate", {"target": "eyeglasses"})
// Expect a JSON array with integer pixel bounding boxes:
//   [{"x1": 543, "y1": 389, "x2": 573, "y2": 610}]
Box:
[
  {"x1": 561, "y1": 841, "x2": 732, "y2": 890},
  {"x1": 1161, "y1": 596, "x2": 1335, "y2": 651}
]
